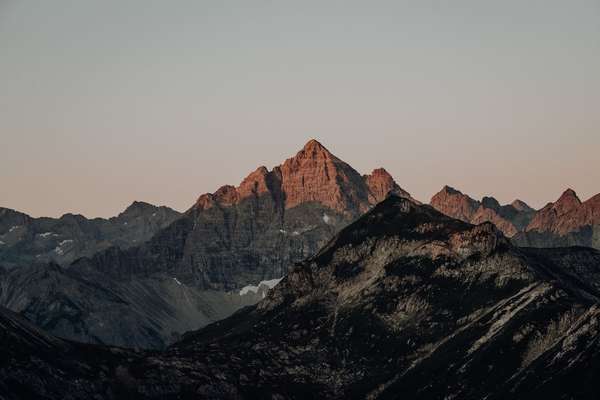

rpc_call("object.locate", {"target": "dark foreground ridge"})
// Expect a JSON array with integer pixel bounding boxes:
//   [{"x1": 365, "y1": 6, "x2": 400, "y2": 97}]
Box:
[{"x1": 3, "y1": 195, "x2": 600, "y2": 399}]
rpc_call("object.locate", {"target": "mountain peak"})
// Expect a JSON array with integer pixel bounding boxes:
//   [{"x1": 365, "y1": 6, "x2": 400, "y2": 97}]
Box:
[
  {"x1": 293, "y1": 139, "x2": 335, "y2": 163},
  {"x1": 193, "y1": 140, "x2": 409, "y2": 215},
  {"x1": 481, "y1": 196, "x2": 501, "y2": 210},
  {"x1": 558, "y1": 188, "x2": 579, "y2": 201},
  {"x1": 364, "y1": 168, "x2": 411, "y2": 203},
  {"x1": 314, "y1": 194, "x2": 507, "y2": 267},
  {"x1": 510, "y1": 199, "x2": 533, "y2": 212},
  {"x1": 123, "y1": 201, "x2": 154, "y2": 213},
  {"x1": 554, "y1": 188, "x2": 581, "y2": 215},
  {"x1": 430, "y1": 185, "x2": 479, "y2": 223},
  {"x1": 369, "y1": 167, "x2": 392, "y2": 179},
  {"x1": 302, "y1": 138, "x2": 328, "y2": 152},
  {"x1": 441, "y1": 185, "x2": 462, "y2": 195}
]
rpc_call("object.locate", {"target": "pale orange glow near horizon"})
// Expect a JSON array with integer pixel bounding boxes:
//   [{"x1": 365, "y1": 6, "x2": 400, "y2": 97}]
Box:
[{"x1": 1, "y1": 1, "x2": 599, "y2": 218}]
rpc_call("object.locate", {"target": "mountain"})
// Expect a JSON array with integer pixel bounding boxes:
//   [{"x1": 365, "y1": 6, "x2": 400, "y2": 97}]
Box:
[
  {"x1": 430, "y1": 186, "x2": 600, "y2": 250},
  {"x1": 4, "y1": 195, "x2": 600, "y2": 399},
  {"x1": 0, "y1": 201, "x2": 181, "y2": 269},
  {"x1": 0, "y1": 140, "x2": 411, "y2": 349},
  {"x1": 430, "y1": 186, "x2": 535, "y2": 237},
  {"x1": 512, "y1": 189, "x2": 600, "y2": 249}
]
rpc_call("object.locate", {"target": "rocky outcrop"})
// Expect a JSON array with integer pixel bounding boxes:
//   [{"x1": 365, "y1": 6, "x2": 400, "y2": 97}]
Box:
[
  {"x1": 364, "y1": 167, "x2": 411, "y2": 204},
  {"x1": 5, "y1": 196, "x2": 600, "y2": 399},
  {"x1": 430, "y1": 186, "x2": 534, "y2": 237},
  {"x1": 195, "y1": 140, "x2": 410, "y2": 215},
  {"x1": 0, "y1": 202, "x2": 181, "y2": 269},
  {"x1": 513, "y1": 189, "x2": 600, "y2": 249},
  {"x1": 430, "y1": 185, "x2": 480, "y2": 222}
]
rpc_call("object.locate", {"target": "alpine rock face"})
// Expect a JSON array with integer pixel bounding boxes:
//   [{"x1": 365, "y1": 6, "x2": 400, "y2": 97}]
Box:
[
  {"x1": 430, "y1": 185, "x2": 535, "y2": 237},
  {"x1": 0, "y1": 140, "x2": 411, "y2": 349},
  {"x1": 4, "y1": 196, "x2": 600, "y2": 399},
  {"x1": 429, "y1": 186, "x2": 600, "y2": 250},
  {"x1": 513, "y1": 189, "x2": 600, "y2": 249}
]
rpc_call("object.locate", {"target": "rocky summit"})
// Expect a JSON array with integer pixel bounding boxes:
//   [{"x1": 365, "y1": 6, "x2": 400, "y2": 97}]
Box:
[
  {"x1": 3, "y1": 195, "x2": 600, "y2": 399},
  {"x1": 430, "y1": 185, "x2": 535, "y2": 237},
  {"x1": 0, "y1": 140, "x2": 411, "y2": 349},
  {"x1": 513, "y1": 189, "x2": 600, "y2": 249}
]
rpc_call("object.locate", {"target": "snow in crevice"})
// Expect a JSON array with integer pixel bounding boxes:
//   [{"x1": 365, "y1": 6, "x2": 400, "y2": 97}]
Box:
[
  {"x1": 54, "y1": 239, "x2": 74, "y2": 255},
  {"x1": 38, "y1": 232, "x2": 57, "y2": 238},
  {"x1": 239, "y1": 277, "x2": 283, "y2": 296},
  {"x1": 0, "y1": 241, "x2": 4, "y2": 245},
  {"x1": 173, "y1": 277, "x2": 182, "y2": 286},
  {"x1": 322, "y1": 214, "x2": 331, "y2": 225},
  {"x1": 8, "y1": 226, "x2": 20, "y2": 233}
]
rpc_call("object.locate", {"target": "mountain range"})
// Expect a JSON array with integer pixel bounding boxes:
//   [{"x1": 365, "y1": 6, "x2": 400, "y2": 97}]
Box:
[
  {"x1": 0, "y1": 140, "x2": 411, "y2": 349},
  {"x1": 1, "y1": 139, "x2": 599, "y2": 352},
  {"x1": 0, "y1": 201, "x2": 181, "y2": 269},
  {"x1": 3, "y1": 195, "x2": 600, "y2": 399},
  {"x1": 430, "y1": 185, "x2": 600, "y2": 249}
]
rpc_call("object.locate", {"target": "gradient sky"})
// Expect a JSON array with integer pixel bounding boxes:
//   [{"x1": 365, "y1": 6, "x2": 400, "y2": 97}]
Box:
[{"x1": 1, "y1": 0, "x2": 599, "y2": 218}]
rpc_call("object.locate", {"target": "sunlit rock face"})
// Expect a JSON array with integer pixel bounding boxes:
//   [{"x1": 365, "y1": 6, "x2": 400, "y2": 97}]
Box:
[{"x1": 514, "y1": 189, "x2": 600, "y2": 249}]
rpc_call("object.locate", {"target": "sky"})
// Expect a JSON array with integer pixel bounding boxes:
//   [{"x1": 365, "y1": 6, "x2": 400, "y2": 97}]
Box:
[{"x1": 1, "y1": 0, "x2": 599, "y2": 218}]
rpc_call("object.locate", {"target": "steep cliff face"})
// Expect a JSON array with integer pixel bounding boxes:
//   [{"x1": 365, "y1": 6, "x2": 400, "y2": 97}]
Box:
[
  {"x1": 5, "y1": 197, "x2": 600, "y2": 399},
  {"x1": 0, "y1": 202, "x2": 181, "y2": 269},
  {"x1": 0, "y1": 140, "x2": 411, "y2": 348},
  {"x1": 513, "y1": 189, "x2": 600, "y2": 249},
  {"x1": 158, "y1": 139, "x2": 412, "y2": 291},
  {"x1": 430, "y1": 186, "x2": 534, "y2": 237},
  {"x1": 195, "y1": 140, "x2": 409, "y2": 215}
]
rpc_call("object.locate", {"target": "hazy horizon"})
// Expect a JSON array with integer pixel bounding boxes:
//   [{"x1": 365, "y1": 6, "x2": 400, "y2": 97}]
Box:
[{"x1": 1, "y1": 1, "x2": 599, "y2": 218}]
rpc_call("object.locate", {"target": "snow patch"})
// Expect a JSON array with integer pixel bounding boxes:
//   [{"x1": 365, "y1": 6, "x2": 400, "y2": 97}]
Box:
[
  {"x1": 0, "y1": 241, "x2": 4, "y2": 245},
  {"x1": 323, "y1": 214, "x2": 331, "y2": 224},
  {"x1": 38, "y1": 232, "x2": 56, "y2": 238},
  {"x1": 239, "y1": 277, "x2": 283, "y2": 296},
  {"x1": 279, "y1": 229, "x2": 287, "y2": 234},
  {"x1": 54, "y1": 239, "x2": 73, "y2": 255},
  {"x1": 8, "y1": 226, "x2": 19, "y2": 233},
  {"x1": 123, "y1": 222, "x2": 128, "y2": 225},
  {"x1": 173, "y1": 277, "x2": 182, "y2": 286},
  {"x1": 292, "y1": 231, "x2": 300, "y2": 236}
]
